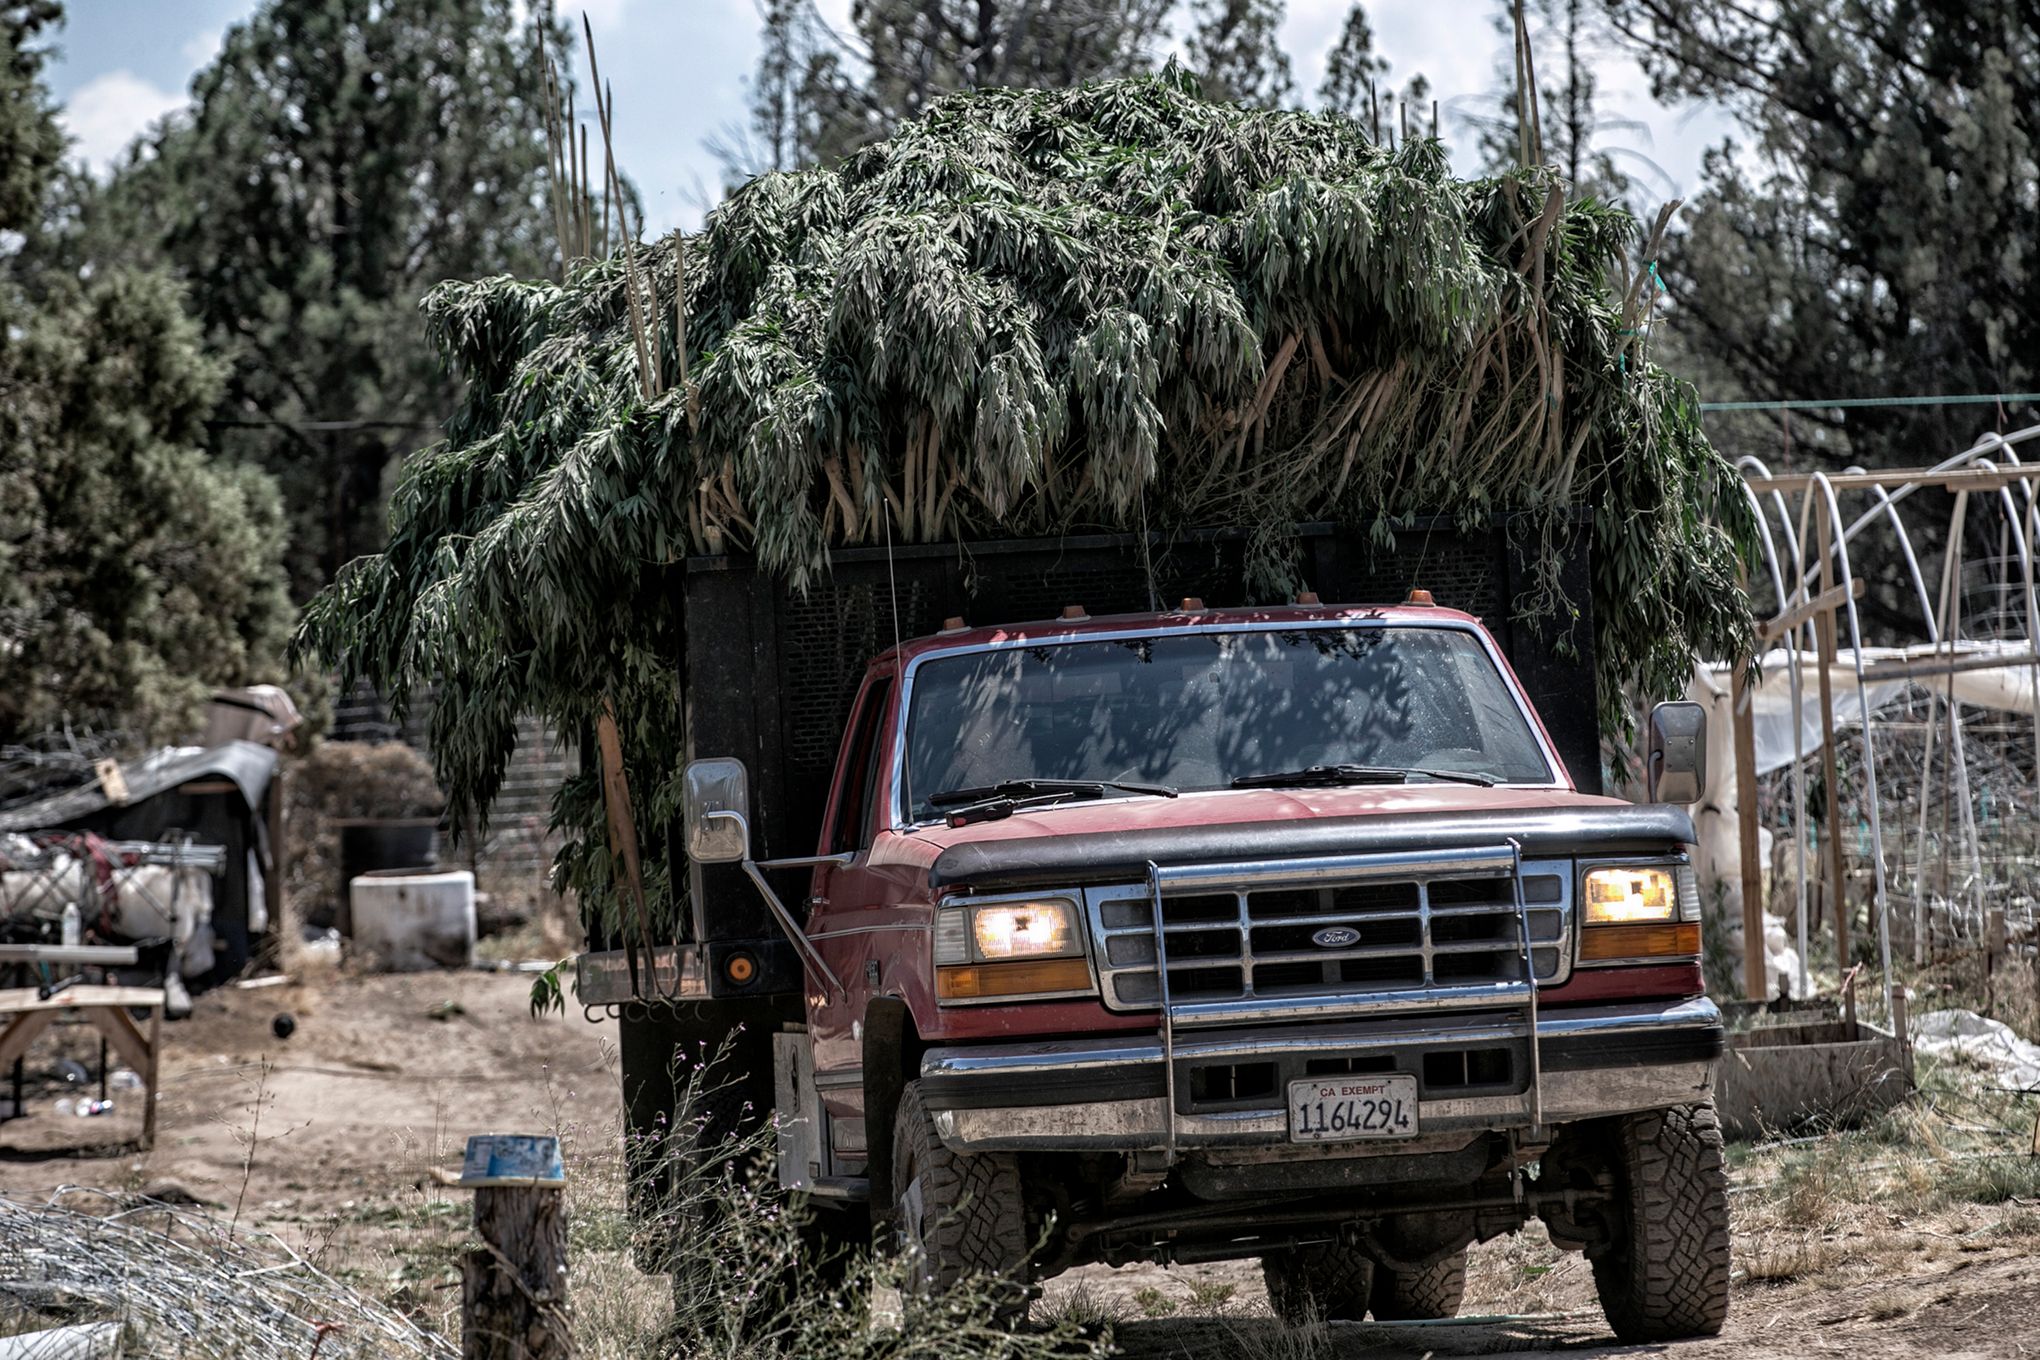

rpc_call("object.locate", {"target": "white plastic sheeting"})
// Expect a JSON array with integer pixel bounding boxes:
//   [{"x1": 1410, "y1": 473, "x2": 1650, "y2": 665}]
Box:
[
  {"x1": 1688, "y1": 642, "x2": 2039, "y2": 997},
  {"x1": 1700, "y1": 641, "x2": 2039, "y2": 777},
  {"x1": 1912, "y1": 1009, "x2": 2040, "y2": 1092}
]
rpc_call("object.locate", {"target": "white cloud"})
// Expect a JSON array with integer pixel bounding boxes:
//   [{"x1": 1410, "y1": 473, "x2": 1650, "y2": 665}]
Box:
[
  {"x1": 58, "y1": 70, "x2": 186, "y2": 171},
  {"x1": 181, "y1": 25, "x2": 225, "y2": 69}
]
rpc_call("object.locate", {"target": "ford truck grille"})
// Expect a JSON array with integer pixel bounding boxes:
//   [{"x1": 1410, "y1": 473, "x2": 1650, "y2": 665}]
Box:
[{"x1": 1085, "y1": 853, "x2": 1572, "y2": 1021}]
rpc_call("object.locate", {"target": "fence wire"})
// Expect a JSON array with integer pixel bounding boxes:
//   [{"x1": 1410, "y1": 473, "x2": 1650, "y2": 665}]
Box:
[{"x1": 0, "y1": 1190, "x2": 454, "y2": 1359}]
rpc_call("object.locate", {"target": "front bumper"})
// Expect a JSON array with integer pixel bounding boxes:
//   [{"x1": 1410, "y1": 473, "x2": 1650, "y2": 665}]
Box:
[{"x1": 920, "y1": 995, "x2": 1721, "y2": 1152}]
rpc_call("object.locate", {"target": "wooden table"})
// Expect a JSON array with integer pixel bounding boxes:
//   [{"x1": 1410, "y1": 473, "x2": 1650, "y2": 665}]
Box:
[{"x1": 0, "y1": 985, "x2": 165, "y2": 1147}]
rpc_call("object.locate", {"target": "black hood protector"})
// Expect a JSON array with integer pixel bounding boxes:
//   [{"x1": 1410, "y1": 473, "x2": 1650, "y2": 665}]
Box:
[{"x1": 929, "y1": 804, "x2": 1696, "y2": 891}]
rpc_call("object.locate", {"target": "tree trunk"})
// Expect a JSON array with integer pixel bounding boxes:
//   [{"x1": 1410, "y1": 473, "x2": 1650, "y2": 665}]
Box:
[{"x1": 461, "y1": 1186, "x2": 570, "y2": 1360}]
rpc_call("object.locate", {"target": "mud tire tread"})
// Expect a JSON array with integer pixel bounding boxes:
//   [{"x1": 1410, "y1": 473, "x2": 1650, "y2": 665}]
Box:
[
  {"x1": 892, "y1": 1080, "x2": 1029, "y2": 1312},
  {"x1": 1262, "y1": 1244, "x2": 1375, "y2": 1323},
  {"x1": 1591, "y1": 1100, "x2": 1732, "y2": 1342},
  {"x1": 1368, "y1": 1249, "x2": 1467, "y2": 1320}
]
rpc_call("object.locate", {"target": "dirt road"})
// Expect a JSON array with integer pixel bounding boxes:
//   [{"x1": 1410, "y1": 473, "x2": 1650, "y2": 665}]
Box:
[{"x1": 5, "y1": 971, "x2": 2039, "y2": 1357}]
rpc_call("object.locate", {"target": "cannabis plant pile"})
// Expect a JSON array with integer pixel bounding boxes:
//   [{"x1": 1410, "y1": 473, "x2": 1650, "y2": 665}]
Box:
[{"x1": 300, "y1": 70, "x2": 1753, "y2": 936}]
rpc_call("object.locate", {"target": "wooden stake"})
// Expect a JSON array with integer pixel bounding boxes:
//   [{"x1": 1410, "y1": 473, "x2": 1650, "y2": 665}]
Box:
[
  {"x1": 1987, "y1": 907, "x2": 2007, "y2": 1016},
  {"x1": 460, "y1": 1136, "x2": 569, "y2": 1360},
  {"x1": 596, "y1": 699, "x2": 654, "y2": 976},
  {"x1": 1732, "y1": 639, "x2": 1766, "y2": 1000}
]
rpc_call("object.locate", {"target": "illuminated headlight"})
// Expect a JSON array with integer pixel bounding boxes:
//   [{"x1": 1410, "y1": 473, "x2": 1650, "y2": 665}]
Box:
[
  {"x1": 935, "y1": 900, "x2": 1081, "y2": 963},
  {"x1": 934, "y1": 898, "x2": 1091, "y2": 1003},
  {"x1": 1582, "y1": 866, "x2": 1680, "y2": 925},
  {"x1": 974, "y1": 902, "x2": 1075, "y2": 959}
]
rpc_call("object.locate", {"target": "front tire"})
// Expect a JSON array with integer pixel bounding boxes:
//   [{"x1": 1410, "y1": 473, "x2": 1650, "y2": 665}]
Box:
[
  {"x1": 1591, "y1": 1101, "x2": 1731, "y2": 1342},
  {"x1": 1368, "y1": 1248, "x2": 1467, "y2": 1320},
  {"x1": 1262, "y1": 1243, "x2": 1375, "y2": 1322},
  {"x1": 891, "y1": 1080, "x2": 1030, "y2": 1314}
]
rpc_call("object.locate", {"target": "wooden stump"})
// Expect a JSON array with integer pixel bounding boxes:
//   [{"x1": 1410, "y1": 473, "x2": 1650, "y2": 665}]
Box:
[{"x1": 461, "y1": 1185, "x2": 570, "y2": 1360}]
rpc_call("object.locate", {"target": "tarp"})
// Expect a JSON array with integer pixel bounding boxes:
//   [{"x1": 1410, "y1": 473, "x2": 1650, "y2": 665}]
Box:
[
  {"x1": 0, "y1": 741, "x2": 276, "y2": 832},
  {"x1": 1913, "y1": 1009, "x2": 2040, "y2": 1092},
  {"x1": 1697, "y1": 641, "x2": 2040, "y2": 777}
]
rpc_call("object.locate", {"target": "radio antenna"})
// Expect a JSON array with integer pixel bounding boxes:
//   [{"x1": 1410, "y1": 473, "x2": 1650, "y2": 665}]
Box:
[{"x1": 884, "y1": 500, "x2": 911, "y2": 819}]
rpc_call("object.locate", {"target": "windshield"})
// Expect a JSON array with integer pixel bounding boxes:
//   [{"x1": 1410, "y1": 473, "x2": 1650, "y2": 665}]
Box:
[{"x1": 901, "y1": 626, "x2": 1554, "y2": 821}]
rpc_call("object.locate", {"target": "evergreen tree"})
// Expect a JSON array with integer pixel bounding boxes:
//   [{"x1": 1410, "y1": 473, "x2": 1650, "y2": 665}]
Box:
[
  {"x1": 1184, "y1": 0, "x2": 1294, "y2": 108},
  {"x1": 0, "y1": 4, "x2": 290, "y2": 743},
  {"x1": 1317, "y1": 6, "x2": 1386, "y2": 119},
  {"x1": 48, "y1": 0, "x2": 566, "y2": 593},
  {"x1": 0, "y1": 273, "x2": 293, "y2": 741},
  {"x1": 1470, "y1": 0, "x2": 1636, "y2": 202},
  {"x1": 0, "y1": 1, "x2": 59, "y2": 231},
  {"x1": 1601, "y1": 0, "x2": 2040, "y2": 468},
  {"x1": 720, "y1": 0, "x2": 1171, "y2": 178}
]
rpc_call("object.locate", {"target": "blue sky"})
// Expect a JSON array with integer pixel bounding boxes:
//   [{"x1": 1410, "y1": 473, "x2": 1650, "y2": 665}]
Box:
[{"x1": 44, "y1": 1, "x2": 1734, "y2": 236}]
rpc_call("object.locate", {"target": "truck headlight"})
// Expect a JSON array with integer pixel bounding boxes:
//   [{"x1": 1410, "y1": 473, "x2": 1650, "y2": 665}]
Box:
[
  {"x1": 1582, "y1": 866, "x2": 1679, "y2": 924},
  {"x1": 935, "y1": 900, "x2": 1081, "y2": 963},
  {"x1": 934, "y1": 898, "x2": 1093, "y2": 1002},
  {"x1": 1579, "y1": 863, "x2": 1701, "y2": 964},
  {"x1": 973, "y1": 902, "x2": 1075, "y2": 958}
]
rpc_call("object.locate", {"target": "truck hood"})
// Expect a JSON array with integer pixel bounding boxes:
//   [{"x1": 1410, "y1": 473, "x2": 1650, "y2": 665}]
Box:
[{"x1": 875, "y1": 786, "x2": 1695, "y2": 891}]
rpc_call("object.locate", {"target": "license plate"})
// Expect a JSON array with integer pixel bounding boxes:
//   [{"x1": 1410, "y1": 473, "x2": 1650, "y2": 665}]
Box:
[{"x1": 1287, "y1": 1074, "x2": 1419, "y2": 1142}]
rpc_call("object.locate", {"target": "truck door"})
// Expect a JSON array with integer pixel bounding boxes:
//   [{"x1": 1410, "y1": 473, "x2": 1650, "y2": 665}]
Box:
[{"x1": 803, "y1": 669, "x2": 902, "y2": 1143}]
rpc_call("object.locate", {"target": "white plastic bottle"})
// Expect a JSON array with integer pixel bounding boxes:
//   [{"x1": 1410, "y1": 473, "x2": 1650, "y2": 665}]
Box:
[{"x1": 60, "y1": 900, "x2": 80, "y2": 947}]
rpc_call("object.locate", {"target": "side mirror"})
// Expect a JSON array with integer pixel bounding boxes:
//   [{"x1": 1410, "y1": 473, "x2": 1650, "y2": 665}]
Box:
[
  {"x1": 683, "y1": 757, "x2": 753, "y2": 863},
  {"x1": 1646, "y1": 701, "x2": 1708, "y2": 805}
]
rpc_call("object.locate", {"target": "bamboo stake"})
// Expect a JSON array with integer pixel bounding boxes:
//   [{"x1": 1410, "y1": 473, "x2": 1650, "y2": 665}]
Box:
[
  {"x1": 583, "y1": 17, "x2": 654, "y2": 398},
  {"x1": 579, "y1": 122, "x2": 592, "y2": 258},
  {"x1": 564, "y1": 80, "x2": 581, "y2": 253},
  {"x1": 535, "y1": 31, "x2": 571, "y2": 277}
]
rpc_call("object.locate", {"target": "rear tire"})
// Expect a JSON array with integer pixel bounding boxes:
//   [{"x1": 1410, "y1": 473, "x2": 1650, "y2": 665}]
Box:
[
  {"x1": 1368, "y1": 1248, "x2": 1467, "y2": 1320},
  {"x1": 1262, "y1": 1243, "x2": 1375, "y2": 1322},
  {"x1": 891, "y1": 1080, "x2": 1030, "y2": 1316},
  {"x1": 1591, "y1": 1101, "x2": 1731, "y2": 1342}
]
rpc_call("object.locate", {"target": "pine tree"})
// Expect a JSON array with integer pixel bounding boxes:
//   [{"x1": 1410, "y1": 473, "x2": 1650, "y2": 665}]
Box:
[
  {"x1": 0, "y1": 3, "x2": 290, "y2": 743},
  {"x1": 1602, "y1": 0, "x2": 2040, "y2": 467},
  {"x1": 1184, "y1": 0, "x2": 1294, "y2": 108},
  {"x1": 720, "y1": 0, "x2": 1171, "y2": 178},
  {"x1": 0, "y1": 1, "x2": 59, "y2": 232},
  {"x1": 45, "y1": 0, "x2": 566, "y2": 594},
  {"x1": 1317, "y1": 6, "x2": 1386, "y2": 119}
]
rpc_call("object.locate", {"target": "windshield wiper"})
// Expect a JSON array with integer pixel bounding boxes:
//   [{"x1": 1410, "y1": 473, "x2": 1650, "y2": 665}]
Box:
[
  {"x1": 926, "y1": 779, "x2": 1178, "y2": 828},
  {"x1": 1229, "y1": 763, "x2": 1498, "y2": 790},
  {"x1": 927, "y1": 778, "x2": 1178, "y2": 808}
]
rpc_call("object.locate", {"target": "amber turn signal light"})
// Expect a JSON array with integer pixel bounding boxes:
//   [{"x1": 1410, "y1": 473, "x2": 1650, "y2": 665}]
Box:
[
  {"x1": 1580, "y1": 922, "x2": 1700, "y2": 963},
  {"x1": 936, "y1": 957, "x2": 1092, "y2": 1000},
  {"x1": 724, "y1": 952, "x2": 758, "y2": 984}
]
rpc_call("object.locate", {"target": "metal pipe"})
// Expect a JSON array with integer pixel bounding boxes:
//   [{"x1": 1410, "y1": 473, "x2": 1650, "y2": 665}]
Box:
[
  {"x1": 739, "y1": 859, "x2": 842, "y2": 997},
  {"x1": 1508, "y1": 838, "x2": 1542, "y2": 1126},
  {"x1": 1147, "y1": 860, "x2": 1178, "y2": 1166},
  {"x1": 1809, "y1": 472, "x2": 1896, "y2": 1012}
]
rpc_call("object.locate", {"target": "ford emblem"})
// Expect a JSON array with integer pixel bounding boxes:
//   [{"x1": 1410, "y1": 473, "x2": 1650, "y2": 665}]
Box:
[{"x1": 1311, "y1": 926, "x2": 1360, "y2": 949}]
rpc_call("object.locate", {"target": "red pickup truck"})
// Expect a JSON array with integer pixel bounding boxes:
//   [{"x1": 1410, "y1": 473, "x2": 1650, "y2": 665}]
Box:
[{"x1": 583, "y1": 526, "x2": 1728, "y2": 1341}]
